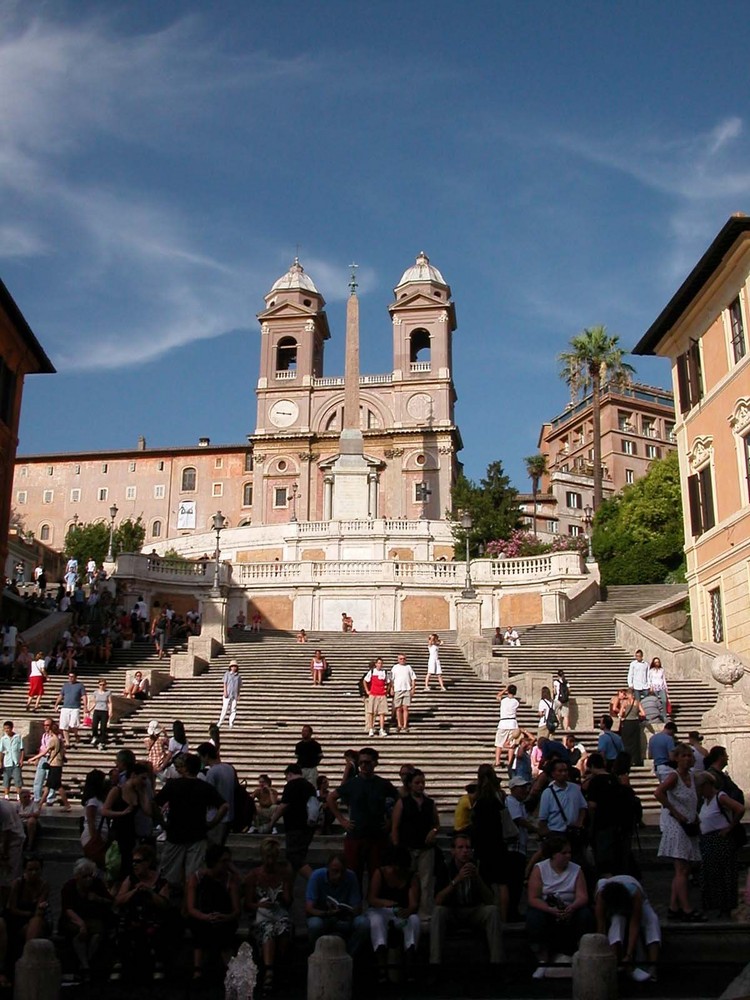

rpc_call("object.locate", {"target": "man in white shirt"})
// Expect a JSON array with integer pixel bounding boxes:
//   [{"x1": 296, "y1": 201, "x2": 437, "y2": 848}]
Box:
[
  {"x1": 391, "y1": 654, "x2": 416, "y2": 734},
  {"x1": 627, "y1": 649, "x2": 649, "y2": 700},
  {"x1": 503, "y1": 626, "x2": 520, "y2": 647}
]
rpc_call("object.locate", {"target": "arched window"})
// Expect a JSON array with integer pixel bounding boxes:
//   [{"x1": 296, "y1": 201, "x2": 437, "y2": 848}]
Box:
[
  {"x1": 243, "y1": 483, "x2": 253, "y2": 506},
  {"x1": 276, "y1": 337, "x2": 298, "y2": 372},
  {"x1": 40, "y1": 524, "x2": 51, "y2": 541},
  {"x1": 152, "y1": 520, "x2": 162, "y2": 538},
  {"x1": 409, "y1": 328, "x2": 431, "y2": 364},
  {"x1": 181, "y1": 467, "x2": 196, "y2": 492}
]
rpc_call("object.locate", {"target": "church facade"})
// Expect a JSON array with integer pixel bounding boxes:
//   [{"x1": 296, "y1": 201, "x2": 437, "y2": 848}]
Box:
[{"x1": 14, "y1": 253, "x2": 462, "y2": 560}]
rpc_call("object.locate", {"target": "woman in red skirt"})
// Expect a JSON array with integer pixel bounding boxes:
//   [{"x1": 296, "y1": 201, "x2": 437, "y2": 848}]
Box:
[{"x1": 26, "y1": 651, "x2": 47, "y2": 712}]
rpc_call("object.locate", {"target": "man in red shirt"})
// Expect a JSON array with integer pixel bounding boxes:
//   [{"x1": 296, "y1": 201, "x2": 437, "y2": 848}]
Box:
[{"x1": 364, "y1": 658, "x2": 391, "y2": 738}]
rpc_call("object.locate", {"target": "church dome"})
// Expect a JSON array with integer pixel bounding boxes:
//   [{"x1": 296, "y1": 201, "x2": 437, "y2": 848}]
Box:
[
  {"x1": 271, "y1": 258, "x2": 319, "y2": 294},
  {"x1": 396, "y1": 251, "x2": 447, "y2": 289}
]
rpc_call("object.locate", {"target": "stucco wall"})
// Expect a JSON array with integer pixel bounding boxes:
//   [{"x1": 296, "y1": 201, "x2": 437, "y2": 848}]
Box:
[
  {"x1": 247, "y1": 596, "x2": 293, "y2": 630},
  {"x1": 401, "y1": 595, "x2": 450, "y2": 632},
  {"x1": 499, "y1": 592, "x2": 543, "y2": 625}
]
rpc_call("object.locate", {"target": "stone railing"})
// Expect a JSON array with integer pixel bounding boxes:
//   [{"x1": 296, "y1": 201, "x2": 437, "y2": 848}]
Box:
[
  {"x1": 293, "y1": 518, "x2": 430, "y2": 537},
  {"x1": 116, "y1": 553, "x2": 230, "y2": 587},
  {"x1": 232, "y1": 551, "x2": 584, "y2": 587}
]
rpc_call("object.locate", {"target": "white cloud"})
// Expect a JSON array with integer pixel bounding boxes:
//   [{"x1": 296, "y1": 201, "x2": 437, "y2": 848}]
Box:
[{"x1": 0, "y1": 224, "x2": 47, "y2": 258}]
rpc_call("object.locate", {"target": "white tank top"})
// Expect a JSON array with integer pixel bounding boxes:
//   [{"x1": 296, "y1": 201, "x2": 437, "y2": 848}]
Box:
[{"x1": 537, "y1": 859, "x2": 580, "y2": 905}]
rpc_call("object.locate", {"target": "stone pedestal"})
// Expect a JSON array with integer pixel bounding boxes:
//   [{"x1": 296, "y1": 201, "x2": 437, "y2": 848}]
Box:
[
  {"x1": 455, "y1": 598, "x2": 482, "y2": 639},
  {"x1": 198, "y1": 593, "x2": 227, "y2": 645},
  {"x1": 14, "y1": 939, "x2": 61, "y2": 1000},
  {"x1": 572, "y1": 933, "x2": 617, "y2": 1000},
  {"x1": 307, "y1": 935, "x2": 351, "y2": 1000},
  {"x1": 702, "y1": 654, "x2": 750, "y2": 797}
]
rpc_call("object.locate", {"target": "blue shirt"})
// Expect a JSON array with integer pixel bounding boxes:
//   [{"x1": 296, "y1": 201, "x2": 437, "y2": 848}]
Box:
[
  {"x1": 648, "y1": 731, "x2": 675, "y2": 767},
  {"x1": 306, "y1": 868, "x2": 362, "y2": 911},
  {"x1": 538, "y1": 781, "x2": 587, "y2": 831},
  {"x1": 597, "y1": 731, "x2": 624, "y2": 761},
  {"x1": 61, "y1": 681, "x2": 86, "y2": 709}
]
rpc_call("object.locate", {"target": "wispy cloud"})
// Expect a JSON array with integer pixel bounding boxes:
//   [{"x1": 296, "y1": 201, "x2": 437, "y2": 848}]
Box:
[{"x1": 0, "y1": 10, "x2": 322, "y2": 370}]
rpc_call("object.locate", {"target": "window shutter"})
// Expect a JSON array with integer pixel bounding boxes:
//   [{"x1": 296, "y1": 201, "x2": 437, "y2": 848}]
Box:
[
  {"x1": 687, "y1": 474, "x2": 702, "y2": 536},
  {"x1": 700, "y1": 467, "x2": 715, "y2": 531},
  {"x1": 677, "y1": 353, "x2": 690, "y2": 413}
]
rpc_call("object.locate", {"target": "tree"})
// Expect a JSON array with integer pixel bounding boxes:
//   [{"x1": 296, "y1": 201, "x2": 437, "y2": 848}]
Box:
[
  {"x1": 559, "y1": 325, "x2": 634, "y2": 511},
  {"x1": 64, "y1": 516, "x2": 146, "y2": 569},
  {"x1": 448, "y1": 460, "x2": 521, "y2": 556},
  {"x1": 524, "y1": 453, "x2": 548, "y2": 537},
  {"x1": 592, "y1": 451, "x2": 686, "y2": 586}
]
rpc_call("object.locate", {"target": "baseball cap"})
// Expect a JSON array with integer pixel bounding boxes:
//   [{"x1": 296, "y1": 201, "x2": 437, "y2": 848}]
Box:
[{"x1": 508, "y1": 777, "x2": 531, "y2": 789}]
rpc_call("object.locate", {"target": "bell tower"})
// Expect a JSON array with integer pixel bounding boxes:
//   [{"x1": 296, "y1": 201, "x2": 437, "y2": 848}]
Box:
[
  {"x1": 389, "y1": 251, "x2": 457, "y2": 427},
  {"x1": 255, "y1": 259, "x2": 330, "y2": 434}
]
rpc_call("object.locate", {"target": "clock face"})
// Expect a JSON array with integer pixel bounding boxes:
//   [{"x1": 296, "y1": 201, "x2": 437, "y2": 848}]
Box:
[
  {"x1": 269, "y1": 399, "x2": 299, "y2": 428},
  {"x1": 407, "y1": 392, "x2": 433, "y2": 421}
]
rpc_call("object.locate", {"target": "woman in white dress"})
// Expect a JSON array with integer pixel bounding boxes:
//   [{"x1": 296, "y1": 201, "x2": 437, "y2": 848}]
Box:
[
  {"x1": 495, "y1": 684, "x2": 520, "y2": 767},
  {"x1": 654, "y1": 743, "x2": 704, "y2": 921},
  {"x1": 424, "y1": 634, "x2": 445, "y2": 692}
]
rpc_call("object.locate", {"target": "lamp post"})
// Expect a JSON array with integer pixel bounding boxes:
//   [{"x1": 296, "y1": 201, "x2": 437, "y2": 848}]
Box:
[
  {"x1": 72, "y1": 513, "x2": 79, "y2": 528},
  {"x1": 106, "y1": 504, "x2": 118, "y2": 562},
  {"x1": 288, "y1": 482, "x2": 299, "y2": 523},
  {"x1": 211, "y1": 511, "x2": 227, "y2": 591},
  {"x1": 582, "y1": 503, "x2": 594, "y2": 563},
  {"x1": 461, "y1": 510, "x2": 476, "y2": 598}
]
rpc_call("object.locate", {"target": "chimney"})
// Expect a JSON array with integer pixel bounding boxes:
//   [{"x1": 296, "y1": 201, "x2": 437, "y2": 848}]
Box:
[
  {"x1": 137, "y1": 436, "x2": 146, "y2": 451},
  {"x1": 198, "y1": 437, "x2": 210, "y2": 447}
]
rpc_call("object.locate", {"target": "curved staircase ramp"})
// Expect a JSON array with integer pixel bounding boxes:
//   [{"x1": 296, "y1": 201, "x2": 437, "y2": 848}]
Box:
[{"x1": 5, "y1": 583, "x2": 712, "y2": 820}]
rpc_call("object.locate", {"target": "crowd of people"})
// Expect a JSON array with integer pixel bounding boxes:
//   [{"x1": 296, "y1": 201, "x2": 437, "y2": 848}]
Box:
[{"x1": 0, "y1": 697, "x2": 740, "y2": 991}]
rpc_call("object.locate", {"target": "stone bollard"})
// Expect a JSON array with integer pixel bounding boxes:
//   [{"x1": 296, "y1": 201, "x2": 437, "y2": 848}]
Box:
[
  {"x1": 572, "y1": 933, "x2": 618, "y2": 1000},
  {"x1": 14, "y1": 938, "x2": 61, "y2": 1000},
  {"x1": 308, "y1": 935, "x2": 352, "y2": 1000}
]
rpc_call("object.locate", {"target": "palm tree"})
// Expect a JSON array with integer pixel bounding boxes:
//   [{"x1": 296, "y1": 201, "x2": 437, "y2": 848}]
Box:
[
  {"x1": 559, "y1": 326, "x2": 634, "y2": 511},
  {"x1": 524, "y1": 453, "x2": 548, "y2": 537}
]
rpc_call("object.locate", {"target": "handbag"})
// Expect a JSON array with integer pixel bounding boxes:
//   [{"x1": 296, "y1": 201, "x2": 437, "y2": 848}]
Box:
[
  {"x1": 679, "y1": 818, "x2": 700, "y2": 838},
  {"x1": 105, "y1": 839, "x2": 122, "y2": 881}
]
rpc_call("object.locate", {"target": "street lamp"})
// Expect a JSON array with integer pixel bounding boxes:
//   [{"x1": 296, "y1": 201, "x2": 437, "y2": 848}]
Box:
[
  {"x1": 288, "y1": 482, "x2": 299, "y2": 523},
  {"x1": 106, "y1": 503, "x2": 118, "y2": 562},
  {"x1": 72, "y1": 513, "x2": 79, "y2": 527},
  {"x1": 460, "y1": 509, "x2": 476, "y2": 598},
  {"x1": 211, "y1": 510, "x2": 227, "y2": 591},
  {"x1": 582, "y1": 503, "x2": 594, "y2": 563}
]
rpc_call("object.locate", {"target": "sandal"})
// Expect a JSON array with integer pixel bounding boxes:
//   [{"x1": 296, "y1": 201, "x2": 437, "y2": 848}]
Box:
[
  {"x1": 192, "y1": 968, "x2": 203, "y2": 981},
  {"x1": 682, "y1": 910, "x2": 707, "y2": 922}
]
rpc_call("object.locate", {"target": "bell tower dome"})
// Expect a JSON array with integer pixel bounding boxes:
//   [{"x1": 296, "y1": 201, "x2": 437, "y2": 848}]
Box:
[{"x1": 389, "y1": 252, "x2": 456, "y2": 381}]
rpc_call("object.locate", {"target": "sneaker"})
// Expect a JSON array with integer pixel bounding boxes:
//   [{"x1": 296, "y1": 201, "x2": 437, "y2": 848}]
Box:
[
  {"x1": 379, "y1": 729, "x2": 388, "y2": 737},
  {"x1": 532, "y1": 966, "x2": 547, "y2": 980},
  {"x1": 368, "y1": 729, "x2": 375, "y2": 737},
  {"x1": 630, "y1": 968, "x2": 651, "y2": 983}
]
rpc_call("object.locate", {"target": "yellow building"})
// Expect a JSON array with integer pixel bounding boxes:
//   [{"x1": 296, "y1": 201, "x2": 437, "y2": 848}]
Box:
[{"x1": 634, "y1": 214, "x2": 750, "y2": 655}]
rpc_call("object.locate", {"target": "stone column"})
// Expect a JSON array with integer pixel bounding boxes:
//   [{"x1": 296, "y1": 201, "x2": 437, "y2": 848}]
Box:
[
  {"x1": 14, "y1": 939, "x2": 61, "y2": 1000},
  {"x1": 701, "y1": 653, "x2": 750, "y2": 797},
  {"x1": 308, "y1": 935, "x2": 351, "y2": 1000},
  {"x1": 199, "y1": 593, "x2": 227, "y2": 646},
  {"x1": 455, "y1": 597, "x2": 482, "y2": 639},
  {"x1": 572, "y1": 933, "x2": 617, "y2": 999},
  {"x1": 324, "y1": 476, "x2": 333, "y2": 521}
]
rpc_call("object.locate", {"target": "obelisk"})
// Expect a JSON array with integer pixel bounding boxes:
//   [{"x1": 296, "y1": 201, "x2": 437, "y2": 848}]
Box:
[{"x1": 331, "y1": 264, "x2": 370, "y2": 518}]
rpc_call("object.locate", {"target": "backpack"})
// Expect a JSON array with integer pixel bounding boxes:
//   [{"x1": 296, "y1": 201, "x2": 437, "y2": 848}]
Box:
[
  {"x1": 558, "y1": 680, "x2": 570, "y2": 705},
  {"x1": 544, "y1": 700, "x2": 558, "y2": 733},
  {"x1": 231, "y1": 773, "x2": 255, "y2": 833}
]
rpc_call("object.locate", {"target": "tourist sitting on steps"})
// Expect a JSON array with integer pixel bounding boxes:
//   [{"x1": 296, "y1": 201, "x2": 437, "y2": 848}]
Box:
[{"x1": 305, "y1": 851, "x2": 370, "y2": 956}]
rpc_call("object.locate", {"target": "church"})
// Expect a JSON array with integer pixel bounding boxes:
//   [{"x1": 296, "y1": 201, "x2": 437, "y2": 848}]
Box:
[{"x1": 13, "y1": 253, "x2": 489, "y2": 630}]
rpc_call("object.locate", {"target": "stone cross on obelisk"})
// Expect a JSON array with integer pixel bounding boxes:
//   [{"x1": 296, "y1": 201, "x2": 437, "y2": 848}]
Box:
[{"x1": 331, "y1": 263, "x2": 371, "y2": 518}]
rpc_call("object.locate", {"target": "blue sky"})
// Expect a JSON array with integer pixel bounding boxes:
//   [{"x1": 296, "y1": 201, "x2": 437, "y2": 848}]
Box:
[{"x1": 3, "y1": 1, "x2": 750, "y2": 489}]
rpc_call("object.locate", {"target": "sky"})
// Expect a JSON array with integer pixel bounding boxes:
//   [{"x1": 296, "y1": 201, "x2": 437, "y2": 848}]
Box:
[{"x1": 3, "y1": 1, "x2": 750, "y2": 489}]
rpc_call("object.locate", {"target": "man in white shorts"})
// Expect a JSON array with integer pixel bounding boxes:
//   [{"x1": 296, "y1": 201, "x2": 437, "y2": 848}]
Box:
[
  {"x1": 391, "y1": 654, "x2": 416, "y2": 734},
  {"x1": 54, "y1": 671, "x2": 87, "y2": 749}
]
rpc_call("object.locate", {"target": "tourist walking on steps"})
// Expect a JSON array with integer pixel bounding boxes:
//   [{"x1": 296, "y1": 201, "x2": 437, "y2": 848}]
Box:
[
  {"x1": 364, "y1": 658, "x2": 391, "y2": 738},
  {"x1": 654, "y1": 743, "x2": 705, "y2": 922},
  {"x1": 495, "y1": 685, "x2": 520, "y2": 768},
  {"x1": 90, "y1": 679, "x2": 112, "y2": 750},
  {"x1": 553, "y1": 670, "x2": 571, "y2": 732},
  {"x1": 618, "y1": 689, "x2": 645, "y2": 766},
  {"x1": 218, "y1": 660, "x2": 242, "y2": 728},
  {"x1": 648, "y1": 657, "x2": 669, "y2": 717},
  {"x1": 425, "y1": 633, "x2": 445, "y2": 691},
  {"x1": 391, "y1": 653, "x2": 417, "y2": 733},
  {"x1": 26, "y1": 651, "x2": 46, "y2": 712},
  {"x1": 627, "y1": 650, "x2": 649, "y2": 701}
]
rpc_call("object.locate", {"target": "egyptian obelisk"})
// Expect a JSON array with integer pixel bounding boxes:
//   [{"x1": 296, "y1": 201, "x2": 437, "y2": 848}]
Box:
[{"x1": 331, "y1": 264, "x2": 371, "y2": 519}]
